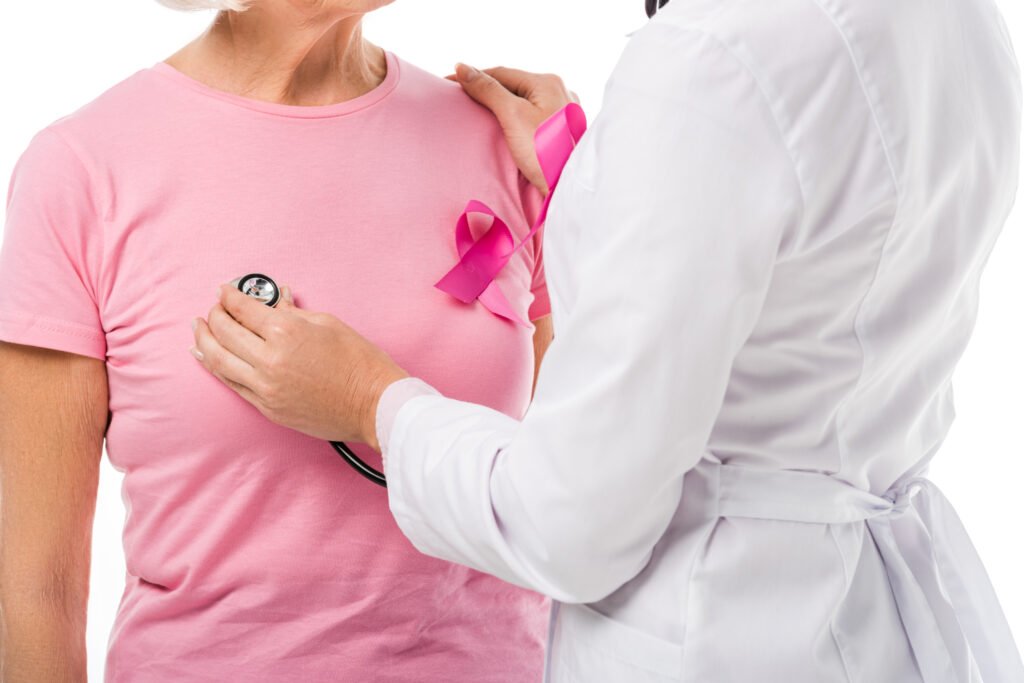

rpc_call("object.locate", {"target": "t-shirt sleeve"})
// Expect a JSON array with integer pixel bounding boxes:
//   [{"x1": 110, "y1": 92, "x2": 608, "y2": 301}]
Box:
[
  {"x1": 0, "y1": 128, "x2": 107, "y2": 360},
  {"x1": 518, "y1": 174, "x2": 551, "y2": 322}
]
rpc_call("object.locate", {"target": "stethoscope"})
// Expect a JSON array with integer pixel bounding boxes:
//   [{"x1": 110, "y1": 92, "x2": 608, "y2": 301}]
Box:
[
  {"x1": 233, "y1": 273, "x2": 388, "y2": 488},
  {"x1": 646, "y1": 0, "x2": 670, "y2": 18}
]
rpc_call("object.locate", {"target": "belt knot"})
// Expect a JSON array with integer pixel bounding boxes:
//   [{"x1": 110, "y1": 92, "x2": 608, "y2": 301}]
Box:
[{"x1": 882, "y1": 476, "x2": 927, "y2": 518}]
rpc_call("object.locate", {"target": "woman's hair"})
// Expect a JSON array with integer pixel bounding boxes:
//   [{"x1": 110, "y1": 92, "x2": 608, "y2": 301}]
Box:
[{"x1": 156, "y1": 0, "x2": 250, "y2": 10}]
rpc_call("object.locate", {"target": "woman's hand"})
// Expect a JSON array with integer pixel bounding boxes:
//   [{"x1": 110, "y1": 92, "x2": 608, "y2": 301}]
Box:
[
  {"x1": 453, "y1": 64, "x2": 578, "y2": 195},
  {"x1": 191, "y1": 285, "x2": 408, "y2": 451}
]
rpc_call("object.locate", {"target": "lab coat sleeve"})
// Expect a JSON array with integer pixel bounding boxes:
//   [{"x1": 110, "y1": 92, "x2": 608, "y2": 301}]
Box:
[{"x1": 384, "y1": 24, "x2": 804, "y2": 604}]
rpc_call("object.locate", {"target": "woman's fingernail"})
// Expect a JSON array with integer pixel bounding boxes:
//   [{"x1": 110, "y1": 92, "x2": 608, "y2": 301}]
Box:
[
  {"x1": 457, "y1": 63, "x2": 480, "y2": 82},
  {"x1": 190, "y1": 347, "x2": 204, "y2": 361},
  {"x1": 191, "y1": 318, "x2": 198, "y2": 332},
  {"x1": 282, "y1": 285, "x2": 292, "y2": 302}
]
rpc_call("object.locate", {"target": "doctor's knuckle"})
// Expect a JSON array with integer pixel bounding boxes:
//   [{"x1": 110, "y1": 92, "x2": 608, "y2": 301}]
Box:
[
  {"x1": 266, "y1": 321, "x2": 289, "y2": 339},
  {"x1": 542, "y1": 73, "x2": 565, "y2": 88},
  {"x1": 309, "y1": 312, "x2": 334, "y2": 326},
  {"x1": 256, "y1": 378, "x2": 279, "y2": 405},
  {"x1": 262, "y1": 351, "x2": 284, "y2": 376},
  {"x1": 205, "y1": 352, "x2": 222, "y2": 372},
  {"x1": 482, "y1": 79, "x2": 505, "y2": 100}
]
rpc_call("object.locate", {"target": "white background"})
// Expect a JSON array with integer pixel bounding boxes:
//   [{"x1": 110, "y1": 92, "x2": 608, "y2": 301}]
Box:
[{"x1": 0, "y1": 1, "x2": 1021, "y2": 679}]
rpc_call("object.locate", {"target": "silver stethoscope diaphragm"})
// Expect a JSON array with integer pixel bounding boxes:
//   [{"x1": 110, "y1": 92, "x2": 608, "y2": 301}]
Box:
[
  {"x1": 229, "y1": 272, "x2": 387, "y2": 489},
  {"x1": 233, "y1": 273, "x2": 280, "y2": 308}
]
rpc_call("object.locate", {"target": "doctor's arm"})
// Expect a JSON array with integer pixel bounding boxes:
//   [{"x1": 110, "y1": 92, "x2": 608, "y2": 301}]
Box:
[
  {"x1": 383, "y1": 27, "x2": 803, "y2": 603},
  {"x1": 0, "y1": 343, "x2": 108, "y2": 682}
]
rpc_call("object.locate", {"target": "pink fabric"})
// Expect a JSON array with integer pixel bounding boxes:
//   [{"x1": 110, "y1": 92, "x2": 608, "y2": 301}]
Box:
[{"x1": 0, "y1": 52, "x2": 550, "y2": 682}]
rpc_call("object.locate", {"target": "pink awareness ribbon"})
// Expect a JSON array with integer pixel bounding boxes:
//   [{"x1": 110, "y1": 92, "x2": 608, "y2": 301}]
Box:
[{"x1": 434, "y1": 103, "x2": 588, "y2": 326}]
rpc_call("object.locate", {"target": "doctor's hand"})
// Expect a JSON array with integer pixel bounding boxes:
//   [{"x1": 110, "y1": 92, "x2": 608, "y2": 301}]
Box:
[
  {"x1": 190, "y1": 285, "x2": 408, "y2": 452},
  {"x1": 452, "y1": 64, "x2": 578, "y2": 196}
]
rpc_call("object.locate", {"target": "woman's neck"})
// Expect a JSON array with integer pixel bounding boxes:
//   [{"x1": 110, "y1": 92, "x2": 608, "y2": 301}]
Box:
[{"x1": 165, "y1": 5, "x2": 386, "y2": 107}]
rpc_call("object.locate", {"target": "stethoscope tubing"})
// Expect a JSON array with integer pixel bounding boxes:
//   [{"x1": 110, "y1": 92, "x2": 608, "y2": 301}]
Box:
[
  {"x1": 331, "y1": 440, "x2": 387, "y2": 487},
  {"x1": 646, "y1": 0, "x2": 670, "y2": 18}
]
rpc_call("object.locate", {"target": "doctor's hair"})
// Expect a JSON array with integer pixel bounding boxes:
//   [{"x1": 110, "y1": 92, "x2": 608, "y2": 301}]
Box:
[{"x1": 155, "y1": 0, "x2": 250, "y2": 10}]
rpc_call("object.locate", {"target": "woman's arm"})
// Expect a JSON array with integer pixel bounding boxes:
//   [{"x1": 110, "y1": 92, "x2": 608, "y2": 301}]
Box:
[
  {"x1": 0, "y1": 342, "x2": 108, "y2": 682},
  {"x1": 532, "y1": 316, "x2": 554, "y2": 393}
]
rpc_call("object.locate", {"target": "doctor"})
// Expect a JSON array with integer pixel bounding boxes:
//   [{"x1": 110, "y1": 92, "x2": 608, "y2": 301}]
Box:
[{"x1": 193, "y1": 0, "x2": 1024, "y2": 680}]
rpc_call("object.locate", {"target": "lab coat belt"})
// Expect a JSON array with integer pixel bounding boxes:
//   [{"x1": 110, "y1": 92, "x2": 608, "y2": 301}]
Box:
[{"x1": 693, "y1": 460, "x2": 1024, "y2": 683}]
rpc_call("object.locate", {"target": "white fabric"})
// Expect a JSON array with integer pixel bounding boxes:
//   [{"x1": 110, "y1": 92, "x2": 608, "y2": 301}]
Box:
[
  {"x1": 376, "y1": 377, "x2": 439, "y2": 455},
  {"x1": 382, "y1": 0, "x2": 1024, "y2": 680}
]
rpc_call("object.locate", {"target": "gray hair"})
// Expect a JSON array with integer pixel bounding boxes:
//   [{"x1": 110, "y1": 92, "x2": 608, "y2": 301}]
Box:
[{"x1": 155, "y1": 0, "x2": 250, "y2": 10}]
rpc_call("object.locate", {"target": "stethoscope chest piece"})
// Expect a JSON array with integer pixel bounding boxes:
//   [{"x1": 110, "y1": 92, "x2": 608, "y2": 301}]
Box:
[{"x1": 233, "y1": 273, "x2": 281, "y2": 308}]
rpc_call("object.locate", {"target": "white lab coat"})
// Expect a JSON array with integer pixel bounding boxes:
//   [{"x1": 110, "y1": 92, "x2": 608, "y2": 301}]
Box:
[{"x1": 381, "y1": 0, "x2": 1024, "y2": 680}]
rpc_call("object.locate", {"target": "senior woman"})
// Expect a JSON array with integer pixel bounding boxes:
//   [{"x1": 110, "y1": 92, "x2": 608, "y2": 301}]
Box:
[{"x1": 0, "y1": 0, "x2": 560, "y2": 680}]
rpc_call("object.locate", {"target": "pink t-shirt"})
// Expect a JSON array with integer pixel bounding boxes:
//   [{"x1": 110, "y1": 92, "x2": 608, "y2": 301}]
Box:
[{"x1": 0, "y1": 52, "x2": 550, "y2": 681}]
